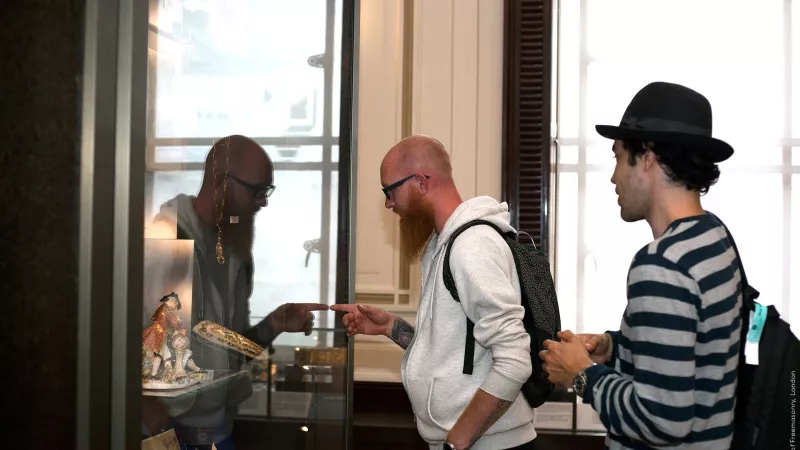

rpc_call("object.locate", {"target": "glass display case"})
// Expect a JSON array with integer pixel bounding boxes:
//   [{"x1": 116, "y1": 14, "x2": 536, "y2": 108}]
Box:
[{"x1": 76, "y1": 0, "x2": 357, "y2": 448}]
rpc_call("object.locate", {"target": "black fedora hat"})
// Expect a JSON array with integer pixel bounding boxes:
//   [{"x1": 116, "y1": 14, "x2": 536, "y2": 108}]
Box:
[{"x1": 595, "y1": 82, "x2": 734, "y2": 163}]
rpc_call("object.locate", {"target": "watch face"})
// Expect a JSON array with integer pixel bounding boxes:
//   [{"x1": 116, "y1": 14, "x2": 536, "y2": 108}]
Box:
[{"x1": 573, "y1": 373, "x2": 587, "y2": 394}]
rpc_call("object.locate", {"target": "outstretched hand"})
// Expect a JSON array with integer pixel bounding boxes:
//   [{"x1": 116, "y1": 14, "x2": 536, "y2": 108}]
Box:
[
  {"x1": 269, "y1": 303, "x2": 328, "y2": 336},
  {"x1": 330, "y1": 304, "x2": 392, "y2": 337}
]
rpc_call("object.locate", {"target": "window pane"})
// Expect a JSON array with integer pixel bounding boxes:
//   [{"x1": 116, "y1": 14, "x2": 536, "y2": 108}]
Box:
[
  {"x1": 582, "y1": 172, "x2": 652, "y2": 333},
  {"x1": 333, "y1": 0, "x2": 342, "y2": 137},
  {"x1": 722, "y1": 146, "x2": 784, "y2": 167},
  {"x1": 558, "y1": 145, "x2": 578, "y2": 164},
  {"x1": 256, "y1": 170, "x2": 323, "y2": 348},
  {"x1": 587, "y1": 0, "x2": 783, "y2": 65},
  {"x1": 555, "y1": 172, "x2": 578, "y2": 333},
  {"x1": 145, "y1": 171, "x2": 203, "y2": 230},
  {"x1": 794, "y1": 1, "x2": 800, "y2": 137},
  {"x1": 557, "y1": 0, "x2": 795, "y2": 342},
  {"x1": 586, "y1": 144, "x2": 613, "y2": 165},
  {"x1": 149, "y1": 1, "x2": 328, "y2": 139},
  {"x1": 154, "y1": 146, "x2": 209, "y2": 164},
  {"x1": 155, "y1": 144, "x2": 324, "y2": 164},
  {"x1": 326, "y1": 170, "x2": 339, "y2": 332},
  {"x1": 586, "y1": 0, "x2": 785, "y2": 146},
  {"x1": 702, "y1": 174, "x2": 786, "y2": 308}
]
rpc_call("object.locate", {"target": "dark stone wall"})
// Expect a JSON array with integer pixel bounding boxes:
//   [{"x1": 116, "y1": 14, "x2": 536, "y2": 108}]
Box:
[{"x1": 0, "y1": 0, "x2": 84, "y2": 447}]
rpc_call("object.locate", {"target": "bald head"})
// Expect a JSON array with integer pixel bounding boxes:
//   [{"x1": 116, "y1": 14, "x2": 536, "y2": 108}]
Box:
[
  {"x1": 383, "y1": 135, "x2": 453, "y2": 179},
  {"x1": 202, "y1": 134, "x2": 273, "y2": 189},
  {"x1": 380, "y1": 135, "x2": 463, "y2": 236}
]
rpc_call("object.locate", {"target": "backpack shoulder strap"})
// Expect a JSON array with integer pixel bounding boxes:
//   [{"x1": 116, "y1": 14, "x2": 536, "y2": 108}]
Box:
[
  {"x1": 442, "y1": 219, "x2": 512, "y2": 375},
  {"x1": 711, "y1": 213, "x2": 759, "y2": 306},
  {"x1": 443, "y1": 219, "x2": 507, "y2": 302}
]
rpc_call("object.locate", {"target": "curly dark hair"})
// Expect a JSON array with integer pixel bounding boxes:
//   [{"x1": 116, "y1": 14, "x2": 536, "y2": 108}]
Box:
[{"x1": 623, "y1": 140, "x2": 720, "y2": 195}]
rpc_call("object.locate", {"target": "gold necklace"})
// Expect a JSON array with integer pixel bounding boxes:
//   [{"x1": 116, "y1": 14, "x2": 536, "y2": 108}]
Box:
[{"x1": 212, "y1": 137, "x2": 231, "y2": 264}]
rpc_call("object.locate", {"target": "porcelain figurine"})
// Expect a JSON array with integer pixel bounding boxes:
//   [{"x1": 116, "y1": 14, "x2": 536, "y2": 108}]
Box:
[{"x1": 142, "y1": 292, "x2": 207, "y2": 389}]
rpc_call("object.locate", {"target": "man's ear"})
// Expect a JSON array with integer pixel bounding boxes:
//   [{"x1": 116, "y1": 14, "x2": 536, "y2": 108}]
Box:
[
  {"x1": 415, "y1": 173, "x2": 428, "y2": 194},
  {"x1": 641, "y1": 143, "x2": 658, "y2": 171}
]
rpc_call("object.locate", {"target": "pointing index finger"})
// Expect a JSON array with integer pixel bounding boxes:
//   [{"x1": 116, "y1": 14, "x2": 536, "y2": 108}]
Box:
[
  {"x1": 295, "y1": 303, "x2": 329, "y2": 311},
  {"x1": 329, "y1": 304, "x2": 358, "y2": 313}
]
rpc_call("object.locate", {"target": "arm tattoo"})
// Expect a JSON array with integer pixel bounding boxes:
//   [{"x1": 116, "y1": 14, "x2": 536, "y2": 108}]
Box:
[
  {"x1": 390, "y1": 317, "x2": 415, "y2": 350},
  {"x1": 470, "y1": 400, "x2": 513, "y2": 446}
]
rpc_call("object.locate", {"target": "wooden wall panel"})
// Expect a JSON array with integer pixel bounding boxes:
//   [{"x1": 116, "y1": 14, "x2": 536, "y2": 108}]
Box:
[
  {"x1": 354, "y1": 0, "x2": 505, "y2": 381},
  {"x1": 355, "y1": 0, "x2": 405, "y2": 294}
]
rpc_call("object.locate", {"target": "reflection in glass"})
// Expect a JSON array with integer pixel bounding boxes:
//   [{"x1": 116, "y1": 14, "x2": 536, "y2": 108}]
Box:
[
  {"x1": 150, "y1": 1, "x2": 328, "y2": 139},
  {"x1": 142, "y1": 137, "x2": 334, "y2": 448},
  {"x1": 252, "y1": 170, "x2": 323, "y2": 343},
  {"x1": 142, "y1": 0, "x2": 348, "y2": 447},
  {"x1": 155, "y1": 145, "x2": 325, "y2": 164},
  {"x1": 332, "y1": 0, "x2": 342, "y2": 136}
]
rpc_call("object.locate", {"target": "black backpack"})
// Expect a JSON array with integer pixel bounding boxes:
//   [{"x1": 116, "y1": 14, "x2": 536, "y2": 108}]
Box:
[
  {"x1": 442, "y1": 219, "x2": 562, "y2": 408},
  {"x1": 720, "y1": 220, "x2": 800, "y2": 450}
]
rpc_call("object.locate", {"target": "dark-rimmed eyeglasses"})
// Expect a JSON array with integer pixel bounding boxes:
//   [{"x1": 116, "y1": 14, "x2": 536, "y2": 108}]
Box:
[
  {"x1": 382, "y1": 174, "x2": 430, "y2": 200},
  {"x1": 228, "y1": 174, "x2": 276, "y2": 199}
]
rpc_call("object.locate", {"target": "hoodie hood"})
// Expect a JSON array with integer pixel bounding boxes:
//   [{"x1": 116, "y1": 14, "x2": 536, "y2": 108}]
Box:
[{"x1": 432, "y1": 196, "x2": 516, "y2": 255}]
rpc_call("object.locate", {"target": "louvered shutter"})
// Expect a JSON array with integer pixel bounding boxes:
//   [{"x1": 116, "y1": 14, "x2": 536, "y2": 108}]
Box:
[{"x1": 502, "y1": 0, "x2": 553, "y2": 252}]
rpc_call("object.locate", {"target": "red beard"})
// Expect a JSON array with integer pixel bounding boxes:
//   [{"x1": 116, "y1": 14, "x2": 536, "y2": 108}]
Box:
[{"x1": 399, "y1": 189, "x2": 435, "y2": 263}]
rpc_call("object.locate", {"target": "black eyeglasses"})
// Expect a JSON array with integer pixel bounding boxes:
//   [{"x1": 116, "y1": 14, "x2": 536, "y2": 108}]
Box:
[
  {"x1": 382, "y1": 174, "x2": 430, "y2": 200},
  {"x1": 228, "y1": 174, "x2": 276, "y2": 199}
]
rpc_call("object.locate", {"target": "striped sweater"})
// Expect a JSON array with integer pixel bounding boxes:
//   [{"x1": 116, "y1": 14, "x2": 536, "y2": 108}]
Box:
[{"x1": 582, "y1": 213, "x2": 743, "y2": 450}]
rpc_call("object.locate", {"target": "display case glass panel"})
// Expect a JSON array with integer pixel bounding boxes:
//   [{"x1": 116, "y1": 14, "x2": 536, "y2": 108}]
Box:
[{"x1": 140, "y1": 0, "x2": 351, "y2": 448}]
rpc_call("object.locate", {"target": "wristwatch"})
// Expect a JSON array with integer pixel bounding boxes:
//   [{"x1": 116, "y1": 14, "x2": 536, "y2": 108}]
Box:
[
  {"x1": 443, "y1": 443, "x2": 457, "y2": 450},
  {"x1": 573, "y1": 363, "x2": 596, "y2": 397}
]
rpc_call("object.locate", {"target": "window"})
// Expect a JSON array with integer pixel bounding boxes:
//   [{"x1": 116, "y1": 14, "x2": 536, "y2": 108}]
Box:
[
  {"x1": 554, "y1": 0, "x2": 799, "y2": 332},
  {"x1": 145, "y1": 0, "x2": 344, "y2": 347}
]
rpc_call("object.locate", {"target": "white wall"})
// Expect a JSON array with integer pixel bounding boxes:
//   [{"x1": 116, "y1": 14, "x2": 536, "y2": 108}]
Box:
[{"x1": 353, "y1": 0, "x2": 505, "y2": 382}]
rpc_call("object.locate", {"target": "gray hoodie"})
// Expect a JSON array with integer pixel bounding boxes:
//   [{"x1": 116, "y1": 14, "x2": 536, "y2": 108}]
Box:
[{"x1": 401, "y1": 196, "x2": 536, "y2": 450}]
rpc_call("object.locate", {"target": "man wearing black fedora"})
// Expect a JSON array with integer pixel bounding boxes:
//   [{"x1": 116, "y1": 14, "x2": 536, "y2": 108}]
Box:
[{"x1": 539, "y1": 82, "x2": 744, "y2": 449}]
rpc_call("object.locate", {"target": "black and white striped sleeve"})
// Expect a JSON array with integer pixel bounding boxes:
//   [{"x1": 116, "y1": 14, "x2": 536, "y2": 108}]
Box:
[{"x1": 581, "y1": 252, "x2": 700, "y2": 445}]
